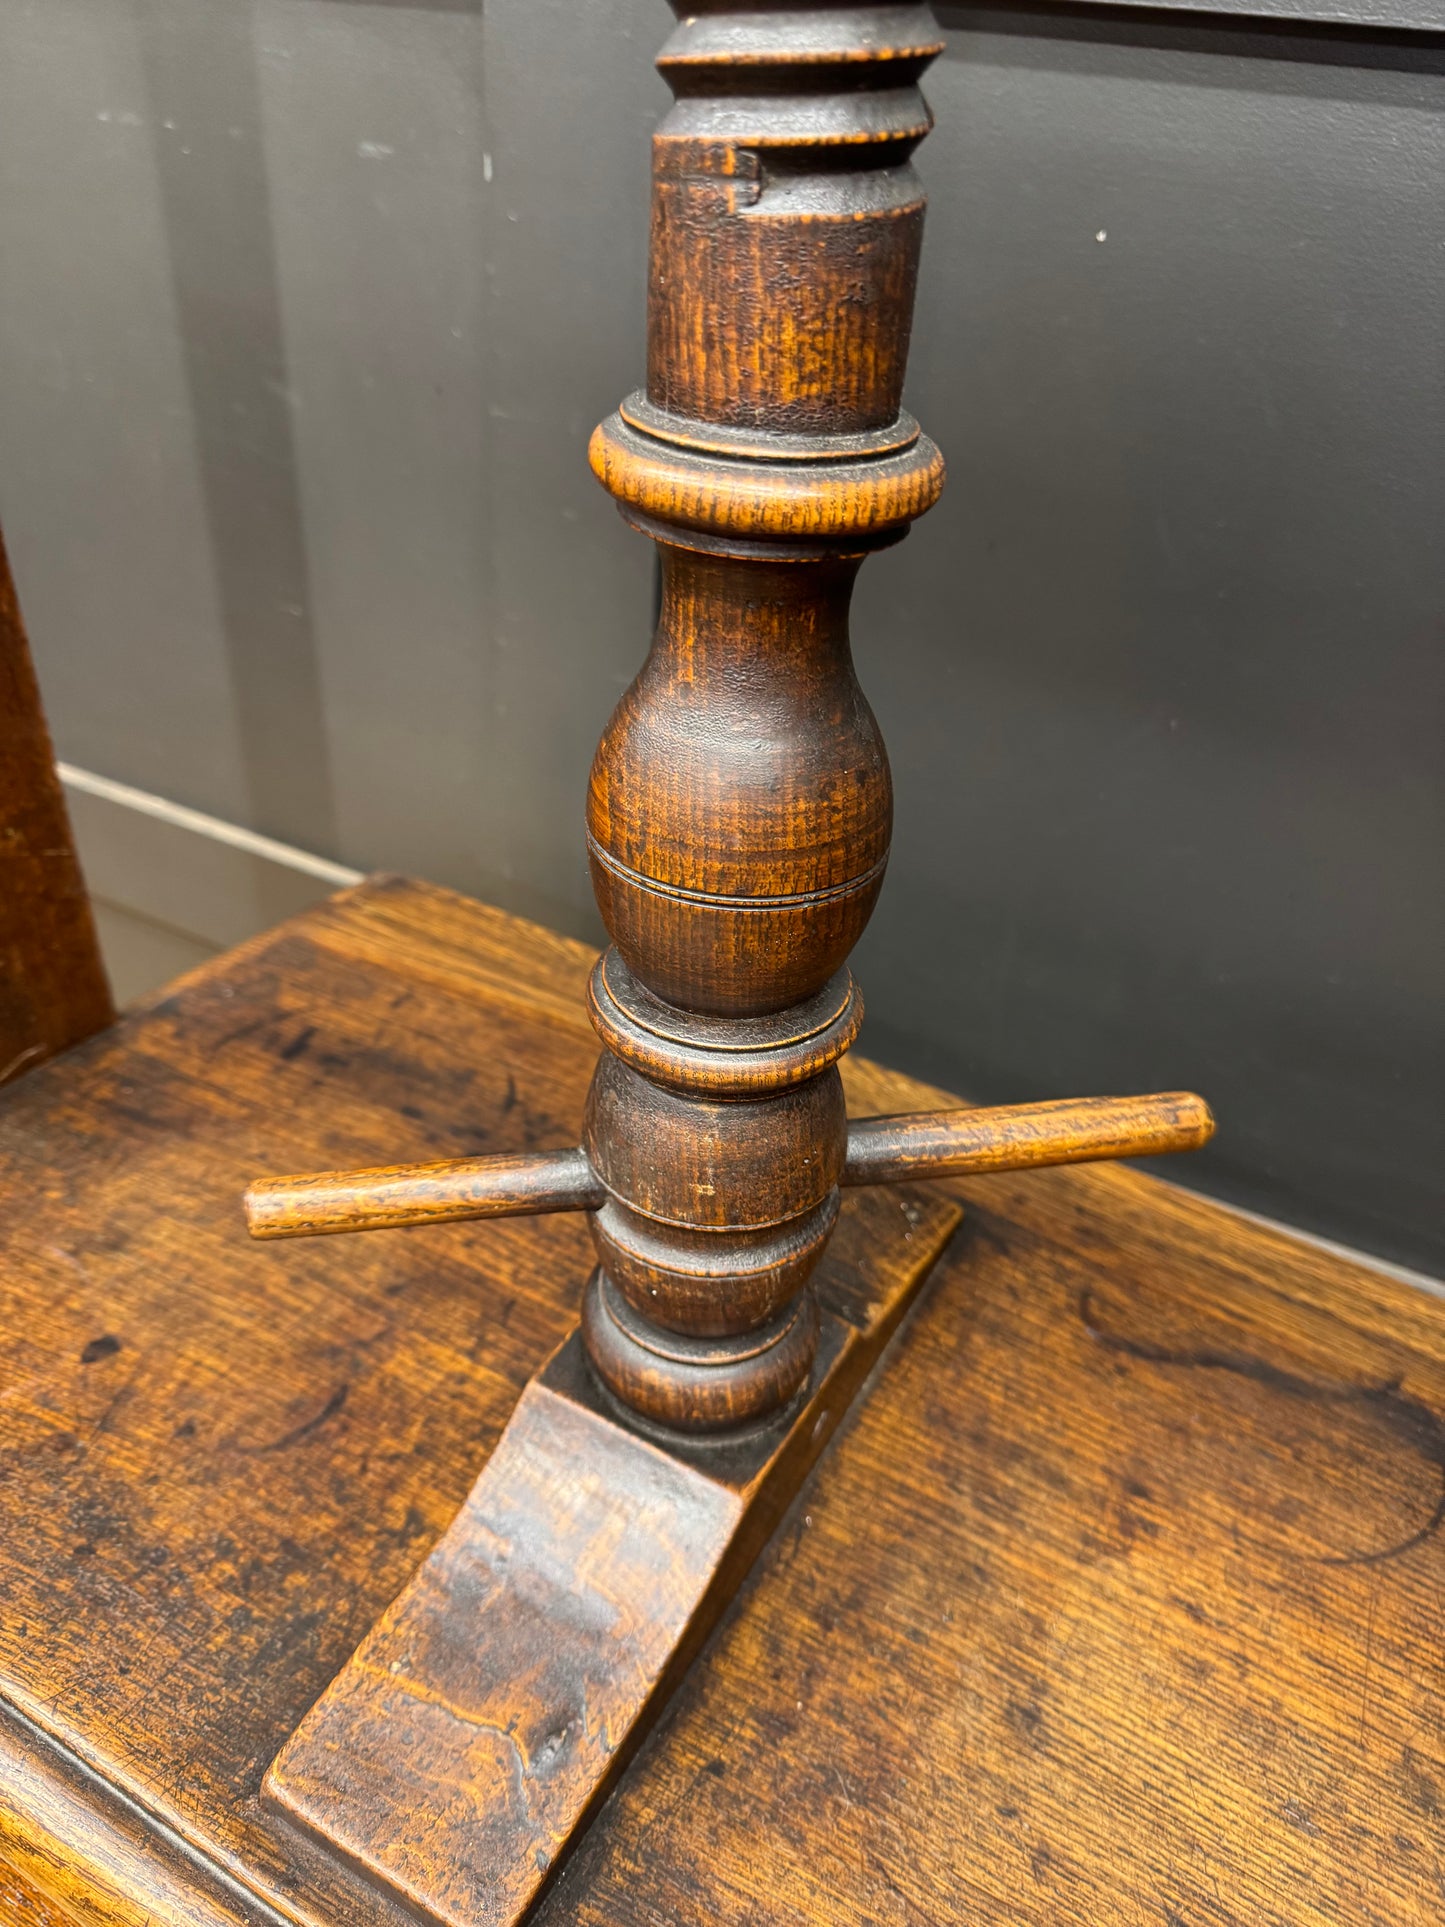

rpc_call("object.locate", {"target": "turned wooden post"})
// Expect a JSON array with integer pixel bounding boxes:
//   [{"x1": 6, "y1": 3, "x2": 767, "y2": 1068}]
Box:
[
  {"x1": 0, "y1": 523, "x2": 113, "y2": 1079},
  {"x1": 246, "y1": 14, "x2": 1215, "y2": 1917},
  {"x1": 578, "y1": 7, "x2": 951, "y2": 1425},
  {"x1": 246, "y1": 3, "x2": 1213, "y2": 1439}
]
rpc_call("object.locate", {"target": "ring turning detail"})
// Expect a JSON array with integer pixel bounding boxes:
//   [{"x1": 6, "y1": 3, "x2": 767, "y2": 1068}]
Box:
[
  {"x1": 243, "y1": 0, "x2": 1218, "y2": 1448},
  {"x1": 246, "y1": 1086, "x2": 1214, "y2": 1429},
  {"x1": 244, "y1": 10, "x2": 1214, "y2": 1923}
]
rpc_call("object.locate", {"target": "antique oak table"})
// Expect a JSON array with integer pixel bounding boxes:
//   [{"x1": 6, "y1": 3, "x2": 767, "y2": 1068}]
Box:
[{"x1": 1, "y1": 877, "x2": 1441, "y2": 1925}]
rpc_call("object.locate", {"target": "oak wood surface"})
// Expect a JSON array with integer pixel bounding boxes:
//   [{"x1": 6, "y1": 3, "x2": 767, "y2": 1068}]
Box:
[
  {"x1": 265, "y1": 1189, "x2": 956, "y2": 1927},
  {"x1": 1, "y1": 879, "x2": 1439, "y2": 1923},
  {"x1": 0, "y1": 879, "x2": 609, "y2": 1927},
  {"x1": 0, "y1": 875, "x2": 945, "y2": 1926},
  {"x1": 536, "y1": 1126, "x2": 1445, "y2": 1925}
]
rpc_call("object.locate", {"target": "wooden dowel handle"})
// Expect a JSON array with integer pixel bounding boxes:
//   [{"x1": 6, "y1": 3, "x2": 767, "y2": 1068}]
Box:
[
  {"x1": 246, "y1": 1095, "x2": 1212, "y2": 1239},
  {"x1": 843, "y1": 1092, "x2": 1214, "y2": 1189},
  {"x1": 244, "y1": 1146, "x2": 603, "y2": 1240}
]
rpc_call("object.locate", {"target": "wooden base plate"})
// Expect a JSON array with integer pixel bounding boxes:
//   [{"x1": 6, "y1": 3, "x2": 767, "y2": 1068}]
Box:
[{"x1": 265, "y1": 1192, "x2": 959, "y2": 1927}]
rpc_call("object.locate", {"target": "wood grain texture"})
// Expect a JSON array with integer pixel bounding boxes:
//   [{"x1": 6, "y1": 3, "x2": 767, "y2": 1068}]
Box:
[
  {"x1": 587, "y1": 416, "x2": 945, "y2": 550},
  {"x1": 534, "y1": 1124, "x2": 1445, "y2": 1926},
  {"x1": 560, "y1": 0, "x2": 955, "y2": 1430},
  {"x1": 265, "y1": 1180, "x2": 957, "y2": 1927},
  {"x1": 0, "y1": 879, "x2": 606, "y2": 1927},
  {"x1": 0, "y1": 879, "x2": 948, "y2": 1926},
  {"x1": 240, "y1": 1092, "x2": 1214, "y2": 1238},
  {"x1": 584, "y1": 548, "x2": 894, "y2": 1014},
  {"x1": 0, "y1": 1702, "x2": 274, "y2": 1927},
  {"x1": 1, "y1": 880, "x2": 1438, "y2": 1923},
  {"x1": 247, "y1": 3, "x2": 1215, "y2": 1454},
  {"x1": 245, "y1": 1146, "x2": 603, "y2": 1239},
  {"x1": 843, "y1": 1090, "x2": 1216, "y2": 1185},
  {"x1": 645, "y1": 5, "x2": 942, "y2": 438},
  {"x1": 0, "y1": 522, "x2": 113, "y2": 1084}
]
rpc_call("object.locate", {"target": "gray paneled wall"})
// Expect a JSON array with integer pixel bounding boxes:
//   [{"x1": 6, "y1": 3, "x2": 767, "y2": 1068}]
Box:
[{"x1": 1, "y1": 0, "x2": 1440, "y2": 1272}]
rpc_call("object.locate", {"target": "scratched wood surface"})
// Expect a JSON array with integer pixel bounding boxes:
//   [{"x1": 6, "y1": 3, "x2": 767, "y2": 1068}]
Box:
[
  {"x1": 0, "y1": 879, "x2": 632, "y2": 1927},
  {"x1": 0, "y1": 876, "x2": 944, "y2": 1927},
  {"x1": 1, "y1": 879, "x2": 1440, "y2": 1924},
  {"x1": 537, "y1": 1091, "x2": 1445, "y2": 1925}
]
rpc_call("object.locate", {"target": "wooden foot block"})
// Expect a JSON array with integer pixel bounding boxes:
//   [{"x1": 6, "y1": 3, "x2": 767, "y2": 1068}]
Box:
[{"x1": 265, "y1": 1185, "x2": 960, "y2": 1927}]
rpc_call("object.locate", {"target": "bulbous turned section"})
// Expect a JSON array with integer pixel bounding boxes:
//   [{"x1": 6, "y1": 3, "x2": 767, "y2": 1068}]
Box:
[
  {"x1": 588, "y1": 547, "x2": 891, "y2": 1015},
  {"x1": 590, "y1": 1192, "x2": 840, "y2": 1338},
  {"x1": 582, "y1": 1051, "x2": 848, "y2": 1233},
  {"x1": 578, "y1": 0, "x2": 947, "y2": 1433}
]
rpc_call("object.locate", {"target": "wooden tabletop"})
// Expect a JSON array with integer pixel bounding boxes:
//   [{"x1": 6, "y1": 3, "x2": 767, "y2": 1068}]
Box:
[{"x1": 1, "y1": 878, "x2": 1439, "y2": 1926}]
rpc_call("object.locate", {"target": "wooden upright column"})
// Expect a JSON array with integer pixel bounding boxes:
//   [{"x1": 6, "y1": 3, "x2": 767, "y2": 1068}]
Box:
[
  {"x1": 246, "y1": 4, "x2": 1210, "y2": 1384},
  {"x1": 578, "y1": 3, "x2": 946, "y2": 1428},
  {"x1": 247, "y1": 12, "x2": 1212, "y2": 1923}
]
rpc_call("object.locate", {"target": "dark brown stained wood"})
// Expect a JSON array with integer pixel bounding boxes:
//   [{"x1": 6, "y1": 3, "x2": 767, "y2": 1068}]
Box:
[
  {"x1": 245, "y1": 1145, "x2": 604, "y2": 1239},
  {"x1": 540, "y1": 0, "x2": 955, "y2": 1442},
  {"x1": 843, "y1": 1089, "x2": 1216, "y2": 1185},
  {"x1": 0, "y1": 523, "x2": 113, "y2": 1083},
  {"x1": 0, "y1": 878, "x2": 950, "y2": 1927},
  {"x1": 644, "y1": 6, "x2": 943, "y2": 437},
  {"x1": 584, "y1": 548, "x2": 896, "y2": 1017},
  {"x1": 533, "y1": 1080, "x2": 1445, "y2": 1927},
  {"x1": 0, "y1": 880, "x2": 606, "y2": 1927},
  {"x1": 239, "y1": 1091, "x2": 1215, "y2": 1239},
  {"x1": 242, "y1": 3, "x2": 1212, "y2": 1457},
  {"x1": 0, "y1": 0, "x2": 1419, "y2": 1917},
  {"x1": 0, "y1": 881, "x2": 1438, "y2": 1924},
  {"x1": 265, "y1": 1190, "x2": 957, "y2": 1927}
]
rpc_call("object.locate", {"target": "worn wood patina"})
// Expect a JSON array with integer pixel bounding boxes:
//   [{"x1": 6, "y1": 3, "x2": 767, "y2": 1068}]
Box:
[
  {"x1": 234, "y1": 10, "x2": 1215, "y2": 1913},
  {"x1": 0, "y1": 881, "x2": 1440, "y2": 1926},
  {"x1": 3, "y1": 3, "x2": 1431, "y2": 1924}
]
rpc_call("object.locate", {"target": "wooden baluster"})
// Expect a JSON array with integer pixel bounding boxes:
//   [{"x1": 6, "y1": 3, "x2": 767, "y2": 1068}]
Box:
[
  {"x1": 246, "y1": 5, "x2": 1210, "y2": 1437},
  {"x1": 248, "y1": 14, "x2": 1215, "y2": 1919}
]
